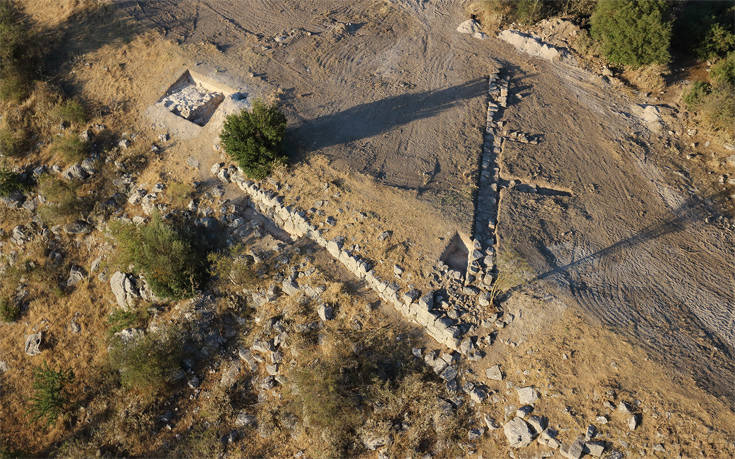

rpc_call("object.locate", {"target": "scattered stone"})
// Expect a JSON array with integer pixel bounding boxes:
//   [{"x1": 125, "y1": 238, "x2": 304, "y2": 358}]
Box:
[
  {"x1": 516, "y1": 405, "x2": 533, "y2": 418},
  {"x1": 66, "y1": 265, "x2": 86, "y2": 288},
  {"x1": 628, "y1": 414, "x2": 639, "y2": 430},
  {"x1": 220, "y1": 361, "x2": 241, "y2": 388},
  {"x1": 235, "y1": 412, "x2": 257, "y2": 428},
  {"x1": 503, "y1": 417, "x2": 534, "y2": 448},
  {"x1": 118, "y1": 138, "x2": 131, "y2": 149},
  {"x1": 64, "y1": 220, "x2": 92, "y2": 235},
  {"x1": 187, "y1": 375, "x2": 200, "y2": 389},
  {"x1": 560, "y1": 436, "x2": 585, "y2": 459},
  {"x1": 485, "y1": 364, "x2": 503, "y2": 381},
  {"x1": 468, "y1": 427, "x2": 485, "y2": 441},
  {"x1": 24, "y1": 332, "x2": 43, "y2": 356},
  {"x1": 483, "y1": 414, "x2": 500, "y2": 430},
  {"x1": 539, "y1": 429, "x2": 560, "y2": 449},
  {"x1": 586, "y1": 440, "x2": 606, "y2": 457},
  {"x1": 527, "y1": 415, "x2": 547, "y2": 433},
  {"x1": 377, "y1": 230, "x2": 392, "y2": 241},
  {"x1": 585, "y1": 424, "x2": 597, "y2": 440},
  {"x1": 517, "y1": 386, "x2": 539, "y2": 405},
  {"x1": 361, "y1": 432, "x2": 391, "y2": 450},
  {"x1": 317, "y1": 303, "x2": 335, "y2": 321},
  {"x1": 595, "y1": 415, "x2": 608, "y2": 425}
]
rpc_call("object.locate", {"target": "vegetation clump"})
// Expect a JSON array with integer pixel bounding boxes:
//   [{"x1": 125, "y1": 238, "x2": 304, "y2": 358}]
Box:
[
  {"x1": 220, "y1": 100, "x2": 287, "y2": 180},
  {"x1": 107, "y1": 330, "x2": 183, "y2": 395},
  {"x1": 0, "y1": 0, "x2": 34, "y2": 102},
  {"x1": 28, "y1": 362, "x2": 74, "y2": 426},
  {"x1": 0, "y1": 297, "x2": 19, "y2": 322},
  {"x1": 0, "y1": 165, "x2": 26, "y2": 197},
  {"x1": 37, "y1": 174, "x2": 90, "y2": 224},
  {"x1": 109, "y1": 213, "x2": 206, "y2": 299},
  {"x1": 590, "y1": 0, "x2": 673, "y2": 68},
  {"x1": 51, "y1": 134, "x2": 87, "y2": 163}
]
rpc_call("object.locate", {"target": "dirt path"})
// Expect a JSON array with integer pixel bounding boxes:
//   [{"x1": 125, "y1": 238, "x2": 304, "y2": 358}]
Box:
[{"x1": 124, "y1": 0, "x2": 735, "y2": 402}]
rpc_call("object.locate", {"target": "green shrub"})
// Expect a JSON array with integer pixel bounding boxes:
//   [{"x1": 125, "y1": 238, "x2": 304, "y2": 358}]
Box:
[
  {"x1": 28, "y1": 362, "x2": 74, "y2": 426},
  {"x1": 702, "y1": 83, "x2": 735, "y2": 136},
  {"x1": 37, "y1": 174, "x2": 90, "y2": 224},
  {"x1": 166, "y1": 181, "x2": 195, "y2": 208},
  {"x1": 0, "y1": 297, "x2": 19, "y2": 321},
  {"x1": 0, "y1": 126, "x2": 27, "y2": 157},
  {"x1": 0, "y1": 0, "x2": 33, "y2": 102},
  {"x1": 674, "y1": 1, "x2": 735, "y2": 60},
  {"x1": 107, "y1": 330, "x2": 182, "y2": 395},
  {"x1": 109, "y1": 213, "x2": 204, "y2": 299},
  {"x1": 208, "y1": 243, "x2": 258, "y2": 291},
  {"x1": 683, "y1": 81, "x2": 712, "y2": 110},
  {"x1": 220, "y1": 100, "x2": 287, "y2": 180},
  {"x1": 51, "y1": 134, "x2": 87, "y2": 163},
  {"x1": 712, "y1": 52, "x2": 735, "y2": 86},
  {"x1": 53, "y1": 99, "x2": 87, "y2": 125},
  {"x1": 0, "y1": 166, "x2": 26, "y2": 197},
  {"x1": 106, "y1": 307, "x2": 149, "y2": 337},
  {"x1": 590, "y1": 0, "x2": 673, "y2": 68},
  {"x1": 0, "y1": 68, "x2": 29, "y2": 102}
]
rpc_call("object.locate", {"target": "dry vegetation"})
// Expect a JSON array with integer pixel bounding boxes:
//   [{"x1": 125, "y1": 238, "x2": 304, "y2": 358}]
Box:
[{"x1": 1, "y1": 0, "x2": 735, "y2": 457}]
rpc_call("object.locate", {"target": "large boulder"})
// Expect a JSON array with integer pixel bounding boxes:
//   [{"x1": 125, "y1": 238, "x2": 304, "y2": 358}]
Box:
[
  {"x1": 110, "y1": 271, "x2": 141, "y2": 309},
  {"x1": 504, "y1": 417, "x2": 534, "y2": 448}
]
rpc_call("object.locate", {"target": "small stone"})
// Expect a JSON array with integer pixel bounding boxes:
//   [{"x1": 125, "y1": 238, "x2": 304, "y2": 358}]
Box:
[
  {"x1": 595, "y1": 415, "x2": 608, "y2": 425},
  {"x1": 516, "y1": 405, "x2": 533, "y2": 418},
  {"x1": 468, "y1": 427, "x2": 485, "y2": 441},
  {"x1": 187, "y1": 376, "x2": 200, "y2": 388},
  {"x1": 527, "y1": 415, "x2": 547, "y2": 433},
  {"x1": 317, "y1": 303, "x2": 335, "y2": 321},
  {"x1": 539, "y1": 429, "x2": 560, "y2": 449},
  {"x1": 24, "y1": 332, "x2": 43, "y2": 356},
  {"x1": 69, "y1": 320, "x2": 81, "y2": 333},
  {"x1": 617, "y1": 400, "x2": 631, "y2": 414},
  {"x1": 483, "y1": 414, "x2": 500, "y2": 430},
  {"x1": 585, "y1": 424, "x2": 597, "y2": 440},
  {"x1": 235, "y1": 412, "x2": 257, "y2": 428},
  {"x1": 560, "y1": 436, "x2": 585, "y2": 459},
  {"x1": 585, "y1": 440, "x2": 606, "y2": 457},
  {"x1": 377, "y1": 230, "x2": 392, "y2": 241},
  {"x1": 628, "y1": 414, "x2": 639, "y2": 430},
  {"x1": 485, "y1": 364, "x2": 503, "y2": 381},
  {"x1": 118, "y1": 138, "x2": 130, "y2": 149},
  {"x1": 517, "y1": 386, "x2": 539, "y2": 405}
]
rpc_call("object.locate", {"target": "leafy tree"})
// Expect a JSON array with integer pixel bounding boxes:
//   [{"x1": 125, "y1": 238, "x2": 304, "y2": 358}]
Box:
[
  {"x1": 220, "y1": 100, "x2": 287, "y2": 180},
  {"x1": 591, "y1": 0, "x2": 673, "y2": 68},
  {"x1": 673, "y1": 1, "x2": 735, "y2": 60}
]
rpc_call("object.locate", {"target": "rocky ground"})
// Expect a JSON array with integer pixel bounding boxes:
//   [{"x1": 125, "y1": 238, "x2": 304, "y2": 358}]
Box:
[{"x1": 2, "y1": 0, "x2": 735, "y2": 457}]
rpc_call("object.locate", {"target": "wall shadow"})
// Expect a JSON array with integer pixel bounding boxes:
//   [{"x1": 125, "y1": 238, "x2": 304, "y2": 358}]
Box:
[{"x1": 290, "y1": 78, "x2": 487, "y2": 158}]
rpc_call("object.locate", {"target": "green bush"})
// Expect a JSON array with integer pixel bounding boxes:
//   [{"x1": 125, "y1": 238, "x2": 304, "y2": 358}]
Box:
[
  {"x1": 712, "y1": 52, "x2": 735, "y2": 86},
  {"x1": 109, "y1": 213, "x2": 204, "y2": 299},
  {"x1": 0, "y1": 297, "x2": 19, "y2": 321},
  {"x1": 53, "y1": 99, "x2": 87, "y2": 125},
  {"x1": 106, "y1": 307, "x2": 149, "y2": 337},
  {"x1": 28, "y1": 362, "x2": 74, "y2": 426},
  {"x1": 0, "y1": 126, "x2": 27, "y2": 157},
  {"x1": 51, "y1": 134, "x2": 87, "y2": 163},
  {"x1": 37, "y1": 174, "x2": 90, "y2": 224},
  {"x1": 683, "y1": 81, "x2": 712, "y2": 109},
  {"x1": 107, "y1": 330, "x2": 182, "y2": 395},
  {"x1": 674, "y1": 1, "x2": 735, "y2": 60},
  {"x1": 0, "y1": 68, "x2": 29, "y2": 102},
  {"x1": 0, "y1": 166, "x2": 26, "y2": 197},
  {"x1": 220, "y1": 100, "x2": 287, "y2": 180},
  {"x1": 590, "y1": 0, "x2": 673, "y2": 68},
  {"x1": 702, "y1": 83, "x2": 735, "y2": 136},
  {"x1": 0, "y1": 0, "x2": 33, "y2": 102},
  {"x1": 208, "y1": 243, "x2": 258, "y2": 291}
]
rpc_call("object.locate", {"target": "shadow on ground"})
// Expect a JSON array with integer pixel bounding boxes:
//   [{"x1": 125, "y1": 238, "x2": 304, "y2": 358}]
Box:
[{"x1": 290, "y1": 78, "x2": 487, "y2": 158}]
